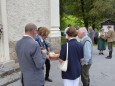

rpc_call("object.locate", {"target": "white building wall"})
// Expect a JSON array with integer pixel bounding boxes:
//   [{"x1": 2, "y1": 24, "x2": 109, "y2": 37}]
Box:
[
  {"x1": 0, "y1": 0, "x2": 10, "y2": 62},
  {"x1": 49, "y1": 0, "x2": 61, "y2": 51},
  {"x1": 0, "y1": 0, "x2": 60, "y2": 61},
  {"x1": 7, "y1": 0, "x2": 50, "y2": 41},
  {"x1": 6, "y1": 0, "x2": 51, "y2": 60},
  {"x1": 0, "y1": 1, "x2": 1, "y2": 23},
  {"x1": 5, "y1": 0, "x2": 61, "y2": 60}
]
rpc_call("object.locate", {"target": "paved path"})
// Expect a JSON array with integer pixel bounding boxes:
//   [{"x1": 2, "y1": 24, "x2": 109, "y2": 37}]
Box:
[{"x1": 8, "y1": 46, "x2": 115, "y2": 86}]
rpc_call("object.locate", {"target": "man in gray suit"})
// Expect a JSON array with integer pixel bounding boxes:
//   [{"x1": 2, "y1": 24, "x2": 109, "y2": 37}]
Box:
[{"x1": 16, "y1": 23, "x2": 46, "y2": 86}]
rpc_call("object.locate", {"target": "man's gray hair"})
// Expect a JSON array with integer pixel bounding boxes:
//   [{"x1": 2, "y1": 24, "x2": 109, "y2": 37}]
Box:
[
  {"x1": 25, "y1": 23, "x2": 37, "y2": 32},
  {"x1": 79, "y1": 27, "x2": 87, "y2": 34}
]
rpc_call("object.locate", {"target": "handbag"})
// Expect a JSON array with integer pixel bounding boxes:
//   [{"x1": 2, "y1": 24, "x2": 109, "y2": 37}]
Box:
[{"x1": 58, "y1": 43, "x2": 68, "y2": 72}]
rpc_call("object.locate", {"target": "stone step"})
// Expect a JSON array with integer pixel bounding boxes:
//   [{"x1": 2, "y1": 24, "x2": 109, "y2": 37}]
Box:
[
  {"x1": 0, "y1": 71, "x2": 21, "y2": 86},
  {"x1": 7, "y1": 80, "x2": 21, "y2": 86},
  {"x1": 0, "y1": 60, "x2": 21, "y2": 86}
]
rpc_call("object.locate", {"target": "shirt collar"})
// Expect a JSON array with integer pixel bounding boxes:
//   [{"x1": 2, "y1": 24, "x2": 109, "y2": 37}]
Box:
[
  {"x1": 37, "y1": 35, "x2": 44, "y2": 42},
  {"x1": 81, "y1": 35, "x2": 88, "y2": 41},
  {"x1": 23, "y1": 35, "x2": 35, "y2": 40}
]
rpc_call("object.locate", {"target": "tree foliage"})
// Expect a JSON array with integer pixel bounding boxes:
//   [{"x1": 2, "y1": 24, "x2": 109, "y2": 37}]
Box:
[
  {"x1": 60, "y1": 0, "x2": 115, "y2": 29},
  {"x1": 60, "y1": 14, "x2": 84, "y2": 30}
]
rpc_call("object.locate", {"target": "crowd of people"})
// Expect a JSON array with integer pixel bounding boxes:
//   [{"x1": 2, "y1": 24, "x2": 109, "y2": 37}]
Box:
[
  {"x1": 64, "y1": 24, "x2": 115, "y2": 59},
  {"x1": 87, "y1": 25, "x2": 115, "y2": 59},
  {"x1": 15, "y1": 23, "x2": 115, "y2": 86}
]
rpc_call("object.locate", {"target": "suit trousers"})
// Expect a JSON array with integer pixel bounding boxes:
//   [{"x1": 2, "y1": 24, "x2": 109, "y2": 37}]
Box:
[
  {"x1": 81, "y1": 64, "x2": 91, "y2": 86},
  {"x1": 45, "y1": 59, "x2": 51, "y2": 79}
]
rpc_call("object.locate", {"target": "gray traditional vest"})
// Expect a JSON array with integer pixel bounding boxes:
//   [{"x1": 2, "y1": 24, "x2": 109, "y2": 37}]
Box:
[{"x1": 81, "y1": 36, "x2": 93, "y2": 64}]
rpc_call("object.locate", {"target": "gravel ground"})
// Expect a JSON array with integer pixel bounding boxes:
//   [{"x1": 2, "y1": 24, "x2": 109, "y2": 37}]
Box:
[{"x1": 8, "y1": 46, "x2": 115, "y2": 86}]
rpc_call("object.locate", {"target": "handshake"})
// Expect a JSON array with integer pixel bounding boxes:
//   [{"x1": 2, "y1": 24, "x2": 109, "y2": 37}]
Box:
[
  {"x1": 48, "y1": 51, "x2": 60, "y2": 60},
  {"x1": 49, "y1": 52, "x2": 59, "y2": 57},
  {"x1": 41, "y1": 49, "x2": 59, "y2": 60}
]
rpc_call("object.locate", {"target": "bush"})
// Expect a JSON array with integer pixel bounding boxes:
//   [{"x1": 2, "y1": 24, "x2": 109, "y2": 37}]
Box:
[
  {"x1": 60, "y1": 14, "x2": 84, "y2": 30},
  {"x1": 61, "y1": 36, "x2": 66, "y2": 45}
]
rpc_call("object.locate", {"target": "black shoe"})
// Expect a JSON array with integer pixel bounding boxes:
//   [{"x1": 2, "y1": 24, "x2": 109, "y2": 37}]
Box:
[
  {"x1": 101, "y1": 53, "x2": 104, "y2": 55},
  {"x1": 45, "y1": 78, "x2": 52, "y2": 82},
  {"x1": 99, "y1": 53, "x2": 101, "y2": 55},
  {"x1": 83, "y1": 83, "x2": 89, "y2": 86},
  {"x1": 105, "y1": 56, "x2": 112, "y2": 59}
]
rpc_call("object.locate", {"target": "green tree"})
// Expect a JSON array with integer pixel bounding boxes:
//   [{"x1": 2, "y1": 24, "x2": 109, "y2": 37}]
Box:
[
  {"x1": 60, "y1": 0, "x2": 115, "y2": 29},
  {"x1": 60, "y1": 14, "x2": 84, "y2": 30}
]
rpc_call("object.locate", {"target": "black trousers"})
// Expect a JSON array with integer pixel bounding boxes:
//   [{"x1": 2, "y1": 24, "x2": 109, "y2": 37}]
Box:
[
  {"x1": 45, "y1": 59, "x2": 51, "y2": 79},
  {"x1": 21, "y1": 74, "x2": 24, "y2": 86},
  {"x1": 94, "y1": 37, "x2": 98, "y2": 44}
]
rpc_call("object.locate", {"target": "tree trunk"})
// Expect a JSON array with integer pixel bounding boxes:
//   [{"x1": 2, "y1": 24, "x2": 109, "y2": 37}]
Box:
[
  {"x1": 92, "y1": 24, "x2": 95, "y2": 29},
  {"x1": 84, "y1": 19, "x2": 88, "y2": 30},
  {"x1": 80, "y1": 0, "x2": 89, "y2": 30},
  {"x1": 92, "y1": 20, "x2": 95, "y2": 29},
  {"x1": 80, "y1": 0, "x2": 85, "y2": 19}
]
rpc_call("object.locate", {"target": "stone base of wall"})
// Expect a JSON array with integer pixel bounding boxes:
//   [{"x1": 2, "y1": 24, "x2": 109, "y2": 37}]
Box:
[
  {"x1": 9, "y1": 36, "x2": 61, "y2": 61},
  {"x1": 9, "y1": 41, "x2": 17, "y2": 61},
  {"x1": 48, "y1": 37, "x2": 61, "y2": 52},
  {"x1": 0, "y1": 60, "x2": 20, "y2": 86}
]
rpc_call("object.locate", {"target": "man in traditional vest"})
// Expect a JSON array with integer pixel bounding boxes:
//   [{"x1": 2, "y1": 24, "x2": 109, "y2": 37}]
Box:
[{"x1": 78, "y1": 27, "x2": 93, "y2": 86}]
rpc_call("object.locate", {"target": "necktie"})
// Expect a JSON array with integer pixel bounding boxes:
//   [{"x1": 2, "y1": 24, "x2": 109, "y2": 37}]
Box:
[{"x1": 43, "y1": 41, "x2": 48, "y2": 51}]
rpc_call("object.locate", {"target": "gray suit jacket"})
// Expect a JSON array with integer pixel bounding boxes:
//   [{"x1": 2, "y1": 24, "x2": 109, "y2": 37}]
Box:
[{"x1": 16, "y1": 36, "x2": 46, "y2": 86}]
